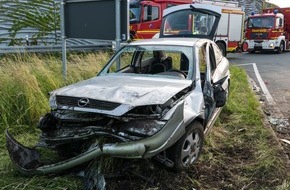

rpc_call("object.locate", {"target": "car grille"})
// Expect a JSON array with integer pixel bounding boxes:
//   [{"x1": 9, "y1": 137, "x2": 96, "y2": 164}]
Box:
[
  {"x1": 250, "y1": 32, "x2": 268, "y2": 39},
  {"x1": 56, "y1": 95, "x2": 121, "y2": 110}
]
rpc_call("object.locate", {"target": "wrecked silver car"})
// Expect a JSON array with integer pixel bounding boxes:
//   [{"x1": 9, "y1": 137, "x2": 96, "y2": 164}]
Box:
[
  {"x1": 5, "y1": 3, "x2": 229, "y2": 185},
  {"x1": 6, "y1": 37, "x2": 230, "y2": 174}
]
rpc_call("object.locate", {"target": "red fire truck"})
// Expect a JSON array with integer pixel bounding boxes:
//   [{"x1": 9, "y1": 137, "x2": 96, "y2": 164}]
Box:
[
  {"x1": 130, "y1": 0, "x2": 244, "y2": 56},
  {"x1": 243, "y1": 7, "x2": 290, "y2": 53},
  {"x1": 129, "y1": 0, "x2": 191, "y2": 39}
]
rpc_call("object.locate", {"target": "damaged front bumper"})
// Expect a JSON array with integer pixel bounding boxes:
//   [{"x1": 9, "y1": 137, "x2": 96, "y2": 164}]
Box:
[
  {"x1": 6, "y1": 130, "x2": 146, "y2": 175},
  {"x1": 6, "y1": 102, "x2": 185, "y2": 175}
]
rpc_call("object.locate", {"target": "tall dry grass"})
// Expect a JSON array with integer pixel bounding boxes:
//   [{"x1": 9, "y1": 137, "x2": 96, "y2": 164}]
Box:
[{"x1": 0, "y1": 51, "x2": 111, "y2": 134}]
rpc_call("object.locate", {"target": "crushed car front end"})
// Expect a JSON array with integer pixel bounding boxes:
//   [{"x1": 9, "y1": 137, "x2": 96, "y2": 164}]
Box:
[{"x1": 6, "y1": 74, "x2": 195, "y2": 175}]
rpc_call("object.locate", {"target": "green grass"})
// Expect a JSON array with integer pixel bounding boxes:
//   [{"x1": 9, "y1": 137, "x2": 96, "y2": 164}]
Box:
[
  {"x1": 0, "y1": 52, "x2": 111, "y2": 190},
  {"x1": 198, "y1": 66, "x2": 289, "y2": 190},
  {"x1": 0, "y1": 53, "x2": 289, "y2": 189},
  {"x1": 0, "y1": 52, "x2": 110, "y2": 129}
]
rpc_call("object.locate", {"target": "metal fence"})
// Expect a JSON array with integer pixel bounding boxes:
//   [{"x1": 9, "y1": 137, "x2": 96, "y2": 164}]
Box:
[{"x1": 0, "y1": 0, "x2": 112, "y2": 54}]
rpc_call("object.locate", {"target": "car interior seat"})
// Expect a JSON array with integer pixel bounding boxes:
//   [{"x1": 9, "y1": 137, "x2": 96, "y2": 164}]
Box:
[
  {"x1": 162, "y1": 56, "x2": 173, "y2": 70},
  {"x1": 180, "y1": 53, "x2": 189, "y2": 71},
  {"x1": 200, "y1": 26, "x2": 208, "y2": 34},
  {"x1": 150, "y1": 63, "x2": 166, "y2": 74}
]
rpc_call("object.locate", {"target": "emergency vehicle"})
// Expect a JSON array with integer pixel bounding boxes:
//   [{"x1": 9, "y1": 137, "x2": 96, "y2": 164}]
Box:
[
  {"x1": 243, "y1": 7, "x2": 290, "y2": 53},
  {"x1": 129, "y1": 0, "x2": 245, "y2": 56}
]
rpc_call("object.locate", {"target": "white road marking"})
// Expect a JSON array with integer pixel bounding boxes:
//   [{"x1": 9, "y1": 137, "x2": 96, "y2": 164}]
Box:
[{"x1": 237, "y1": 63, "x2": 275, "y2": 105}]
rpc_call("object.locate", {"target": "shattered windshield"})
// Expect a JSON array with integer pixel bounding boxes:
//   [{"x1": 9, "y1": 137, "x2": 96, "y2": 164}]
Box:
[
  {"x1": 100, "y1": 45, "x2": 194, "y2": 79},
  {"x1": 248, "y1": 16, "x2": 275, "y2": 29}
]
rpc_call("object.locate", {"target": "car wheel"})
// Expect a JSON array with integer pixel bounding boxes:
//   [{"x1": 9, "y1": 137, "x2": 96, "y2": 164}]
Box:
[
  {"x1": 278, "y1": 41, "x2": 284, "y2": 53},
  {"x1": 168, "y1": 121, "x2": 204, "y2": 172}
]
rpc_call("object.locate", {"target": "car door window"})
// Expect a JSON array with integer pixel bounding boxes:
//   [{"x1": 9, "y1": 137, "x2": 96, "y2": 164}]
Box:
[{"x1": 143, "y1": 6, "x2": 159, "y2": 21}]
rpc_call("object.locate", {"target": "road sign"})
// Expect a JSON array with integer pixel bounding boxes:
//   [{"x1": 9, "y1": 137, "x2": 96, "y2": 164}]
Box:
[
  {"x1": 64, "y1": 0, "x2": 129, "y2": 41},
  {"x1": 60, "y1": 0, "x2": 129, "y2": 79}
]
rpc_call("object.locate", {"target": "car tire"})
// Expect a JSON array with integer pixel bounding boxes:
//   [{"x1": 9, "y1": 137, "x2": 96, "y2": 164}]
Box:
[
  {"x1": 168, "y1": 121, "x2": 204, "y2": 172},
  {"x1": 277, "y1": 41, "x2": 284, "y2": 53}
]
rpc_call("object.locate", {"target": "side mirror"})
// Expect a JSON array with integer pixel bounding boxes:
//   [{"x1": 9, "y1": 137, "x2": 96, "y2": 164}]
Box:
[{"x1": 279, "y1": 18, "x2": 283, "y2": 27}]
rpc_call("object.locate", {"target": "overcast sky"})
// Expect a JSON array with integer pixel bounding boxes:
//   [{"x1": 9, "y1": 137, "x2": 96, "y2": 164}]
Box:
[{"x1": 266, "y1": 0, "x2": 290, "y2": 7}]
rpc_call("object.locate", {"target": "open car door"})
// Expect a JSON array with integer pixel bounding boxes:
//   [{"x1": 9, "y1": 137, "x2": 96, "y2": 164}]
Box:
[
  {"x1": 203, "y1": 42, "x2": 216, "y2": 126},
  {"x1": 159, "y1": 3, "x2": 221, "y2": 40}
]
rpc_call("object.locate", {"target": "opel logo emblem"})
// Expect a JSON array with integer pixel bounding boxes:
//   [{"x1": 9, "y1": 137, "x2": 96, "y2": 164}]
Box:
[{"x1": 78, "y1": 98, "x2": 89, "y2": 107}]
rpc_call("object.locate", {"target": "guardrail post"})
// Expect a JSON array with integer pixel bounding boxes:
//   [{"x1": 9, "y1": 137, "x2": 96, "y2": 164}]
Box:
[
  {"x1": 115, "y1": 0, "x2": 121, "y2": 70},
  {"x1": 61, "y1": 0, "x2": 67, "y2": 80}
]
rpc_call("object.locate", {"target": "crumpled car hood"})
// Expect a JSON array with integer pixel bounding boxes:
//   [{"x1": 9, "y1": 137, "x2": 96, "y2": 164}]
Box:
[{"x1": 51, "y1": 74, "x2": 192, "y2": 106}]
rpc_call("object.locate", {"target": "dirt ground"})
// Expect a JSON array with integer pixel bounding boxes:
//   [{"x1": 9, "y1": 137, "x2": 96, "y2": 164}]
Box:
[
  {"x1": 251, "y1": 78, "x2": 290, "y2": 173},
  {"x1": 261, "y1": 101, "x2": 290, "y2": 174}
]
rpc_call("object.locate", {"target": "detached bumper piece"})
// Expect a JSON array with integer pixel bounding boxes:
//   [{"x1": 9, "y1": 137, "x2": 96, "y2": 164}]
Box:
[
  {"x1": 5, "y1": 129, "x2": 42, "y2": 173},
  {"x1": 5, "y1": 129, "x2": 146, "y2": 176}
]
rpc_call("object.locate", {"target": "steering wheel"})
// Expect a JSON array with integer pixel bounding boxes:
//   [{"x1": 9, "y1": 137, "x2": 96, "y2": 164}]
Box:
[{"x1": 168, "y1": 69, "x2": 187, "y2": 78}]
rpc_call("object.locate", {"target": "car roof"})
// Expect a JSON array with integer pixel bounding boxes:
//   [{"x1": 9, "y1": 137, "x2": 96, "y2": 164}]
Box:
[{"x1": 128, "y1": 37, "x2": 209, "y2": 48}]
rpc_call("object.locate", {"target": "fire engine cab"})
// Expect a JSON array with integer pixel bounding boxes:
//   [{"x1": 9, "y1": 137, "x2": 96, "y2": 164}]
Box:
[
  {"x1": 130, "y1": 0, "x2": 192, "y2": 39},
  {"x1": 243, "y1": 7, "x2": 290, "y2": 53}
]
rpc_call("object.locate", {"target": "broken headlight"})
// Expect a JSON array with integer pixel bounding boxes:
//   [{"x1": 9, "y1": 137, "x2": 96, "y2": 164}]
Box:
[
  {"x1": 121, "y1": 119, "x2": 166, "y2": 137},
  {"x1": 127, "y1": 105, "x2": 163, "y2": 116},
  {"x1": 126, "y1": 99, "x2": 175, "y2": 118},
  {"x1": 120, "y1": 104, "x2": 171, "y2": 137}
]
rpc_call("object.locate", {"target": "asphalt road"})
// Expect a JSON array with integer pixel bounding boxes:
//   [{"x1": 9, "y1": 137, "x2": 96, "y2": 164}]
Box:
[{"x1": 227, "y1": 51, "x2": 290, "y2": 120}]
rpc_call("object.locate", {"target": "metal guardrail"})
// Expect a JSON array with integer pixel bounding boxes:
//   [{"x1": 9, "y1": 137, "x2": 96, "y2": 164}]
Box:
[{"x1": 0, "y1": 42, "x2": 113, "y2": 54}]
